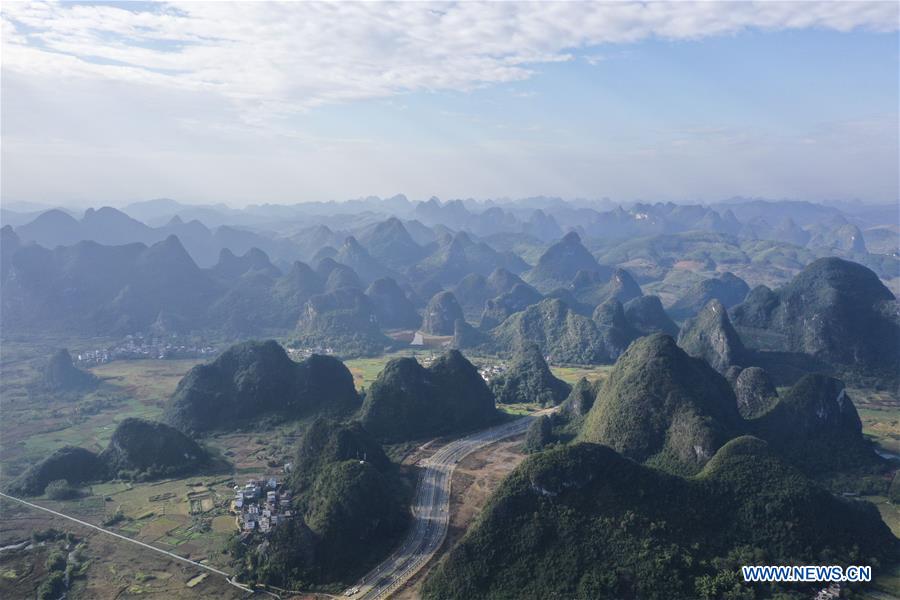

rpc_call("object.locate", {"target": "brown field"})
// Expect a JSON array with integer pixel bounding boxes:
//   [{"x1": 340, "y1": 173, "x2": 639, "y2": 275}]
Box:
[
  {"x1": 0, "y1": 347, "x2": 304, "y2": 600},
  {"x1": 3, "y1": 337, "x2": 898, "y2": 600},
  {"x1": 0, "y1": 498, "x2": 244, "y2": 600}
]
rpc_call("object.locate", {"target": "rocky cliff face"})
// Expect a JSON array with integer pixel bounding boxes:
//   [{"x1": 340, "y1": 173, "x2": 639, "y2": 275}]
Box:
[
  {"x1": 422, "y1": 290, "x2": 465, "y2": 335},
  {"x1": 732, "y1": 367, "x2": 778, "y2": 418},
  {"x1": 677, "y1": 299, "x2": 747, "y2": 373}
]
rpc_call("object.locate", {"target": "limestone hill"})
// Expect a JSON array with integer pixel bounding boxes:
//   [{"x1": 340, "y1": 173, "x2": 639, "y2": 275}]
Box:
[
  {"x1": 525, "y1": 231, "x2": 611, "y2": 291},
  {"x1": 100, "y1": 418, "x2": 209, "y2": 480},
  {"x1": 623, "y1": 295, "x2": 679, "y2": 337},
  {"x1": 490, "y1": 298, "x2": 612, "y2": 364},
  {"x1": 669, "y1": 272, "x2": 750, "y2": 320},
  {"x1": 38, "y1": 349, "x2": 98, "y2": 392},
  {"x1": 581, "y1": 334, "x2": 743, "y2": 475},
  {"x1": 489, "y1": 344, "x2": 570, "y2": 406},
  {"x1": 164, "y1": 340, "x2": 359, "y2": 433},
  {"x1": 423, "y1": 437, "x2": 896, "y2": 600},
  {"x1": 360, "y1": 350, "x2": 496, "y2": 442},
  {"x1": 422, "y1": 291, "x2": 465, "y2": 335},
  {"x1": 730, "y1": 257, "x2": 899, "y2": 378},
  {"x1": 677, "y1": 299, "x2": 748, "y2": 373},
  {"x1": 295, "y1": 287, "x2": 393, "y2": 357}
]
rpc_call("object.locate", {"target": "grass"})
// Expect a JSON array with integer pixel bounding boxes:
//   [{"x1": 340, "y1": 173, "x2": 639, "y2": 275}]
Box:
[
  {"x1": 0, "y1": 346, "x2": 201, "y2": 482},
  {"x1": 90, "y1": 359, "x2": 204, "y2": 403},
  {"x1": 497, "y1": 403, "x2": 542, "y2": 416},
  {"x1": 863, "y1": 495, "x2": 900, "y2": 537},
  {"x1": 187, "y1": 573, "x2": 209, "y2": 588},
  {"x1": 5, "y1": 337, "x2": 897, "y2": 597},
  {"x1": 864, "y1": 563, "x2": 900, "y2": 599}
]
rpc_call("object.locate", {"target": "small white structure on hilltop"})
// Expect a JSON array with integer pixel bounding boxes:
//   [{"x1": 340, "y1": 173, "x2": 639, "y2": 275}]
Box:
[{"x1": 411, "y1": 332, "x2": 424, "y2": 346}]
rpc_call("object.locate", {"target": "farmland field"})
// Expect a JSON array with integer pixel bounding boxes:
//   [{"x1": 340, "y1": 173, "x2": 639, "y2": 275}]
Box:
[
  {"x1": 851, "y1": 387, "x2": 900, "y2": 456},
  {"x1": 1, "y1": 338, "x2": 897, "y2": 600},
  {"x1": 0, "y1": 345, "x2": 201, "y2": 481},
  {"x1": 550, "y1": 364, "x2": 612, "y2": 386}
]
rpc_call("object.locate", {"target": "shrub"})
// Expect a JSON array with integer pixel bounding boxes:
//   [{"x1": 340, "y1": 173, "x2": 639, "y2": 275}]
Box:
[
  {"x1": 37, "y1": 571, "x2": 65, "y2": 600},
  {"x1": 32, "y1": 528, "x2": 63, "y2": 543},
  {"x1": 46, "y1": 550, "x2": 66, "y2": 572},
  {"x1": 45, "y1": 479, "x2": 79, "y2": 500}
]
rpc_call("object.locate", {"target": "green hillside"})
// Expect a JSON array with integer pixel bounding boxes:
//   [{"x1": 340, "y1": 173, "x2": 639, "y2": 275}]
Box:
[
  {"x1": 580, "y1": 334, "x2": 743, "y2": 475},
  {"x1": 423, "y1": 438, "x2": 897, "y2": 600},
  {"x1": 360, "y1": 350, "x2": 497, "y2": 442},
  {"x1": 164, "y1": 340, "x2": 360, "y2": 433}
]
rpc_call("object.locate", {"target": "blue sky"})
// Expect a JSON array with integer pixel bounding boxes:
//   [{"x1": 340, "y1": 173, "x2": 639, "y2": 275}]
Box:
[{"x1": 1, "y1": 1, "x2": 898, "y2": 206}]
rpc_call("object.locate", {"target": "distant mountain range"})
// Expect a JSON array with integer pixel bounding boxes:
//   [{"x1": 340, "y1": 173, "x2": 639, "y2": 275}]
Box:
[{"x1": 2, "y1": 197, "x2": 897, "y2": 376}]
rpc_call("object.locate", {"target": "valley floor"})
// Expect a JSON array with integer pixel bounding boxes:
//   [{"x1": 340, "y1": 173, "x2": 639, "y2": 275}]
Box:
[{"x1": 1, "y1": 342, "x2": 898, "y2": 599}]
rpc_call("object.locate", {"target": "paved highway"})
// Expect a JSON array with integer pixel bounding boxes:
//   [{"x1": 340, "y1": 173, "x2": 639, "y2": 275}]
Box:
[{"x1": 352, "y1": 415, "x2": 534, "y2": 600}]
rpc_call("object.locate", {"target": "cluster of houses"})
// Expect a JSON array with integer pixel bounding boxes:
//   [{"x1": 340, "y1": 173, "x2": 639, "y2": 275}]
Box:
[
  {"x1": 231, "y1": 477, "x2": 293, "y2": 534},
  {"x1": 74, "y1": 334, "x2": 217, "y2": 365},
  {"x1": 286, "y1": 346, "x2": 335, "y2": 360},
  {"x1": 478, "y1": 362, "x2": 506, "y2": 382}
]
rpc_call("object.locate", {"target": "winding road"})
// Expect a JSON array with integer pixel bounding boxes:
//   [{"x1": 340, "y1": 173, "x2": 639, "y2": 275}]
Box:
[
  {"x1": 2, "y1": 415, "x2": 536, "y2": 600},
  {"x1": 352, "y1": 415, "x2": 534, "y2": 600}
]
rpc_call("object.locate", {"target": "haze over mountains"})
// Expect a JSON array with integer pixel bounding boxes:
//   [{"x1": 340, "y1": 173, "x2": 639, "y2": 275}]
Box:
[
  {"x1": 2, "y1": 193, "x2": 898, "y2": 599},
  {"x1": 3, "y1": 196, "x2": 897, "y2": 381},
  {"x1": 2, "y1": 3, "x2": 898, "y2": 598}
]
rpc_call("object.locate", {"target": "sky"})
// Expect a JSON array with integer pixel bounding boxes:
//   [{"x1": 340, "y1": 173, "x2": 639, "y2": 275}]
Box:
[{"x1": 1, "y1": 1, "x2": 898, "y2": 208}]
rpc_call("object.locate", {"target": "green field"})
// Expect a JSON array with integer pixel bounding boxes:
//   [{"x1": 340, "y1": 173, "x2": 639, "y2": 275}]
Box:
[
  {"x1": 550, "y1": 364, "x2": 612, "y2": 386},
  {"x1": 0, "y1": 347, "x2": 202, "y2": 480},
  {"x1": 851, "y1": 386, "x2": 900, "y2": 456},
  {"x1": 3, "y1": 338, "x2": 898, "y2": 599},
  {"x1": 344, "y1": 350, "x2": 419, "y2": 390},
  {"x1": 497, "y1": 402, "x2": 543, "y2": 416},
  {"x1": 27, "y1": 420, "x2": 305, "y2": 571}
]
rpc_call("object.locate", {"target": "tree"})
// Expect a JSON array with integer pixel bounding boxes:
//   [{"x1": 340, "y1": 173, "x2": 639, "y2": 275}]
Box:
[
  {"x1": 45, "y1": 479, "x2": 79, "y2": 500},
  {"x1": 524, "y1": 415, "x2": 553, "y2": 452}
]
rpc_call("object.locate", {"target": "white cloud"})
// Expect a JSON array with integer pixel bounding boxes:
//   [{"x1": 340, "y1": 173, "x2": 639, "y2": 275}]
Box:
[
  {"x1": 2, "y1": 2, "x2": 897, "y2": 205},
  {"x1": 2, "y1": 0, "x2": 897, "y2": 122}
]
